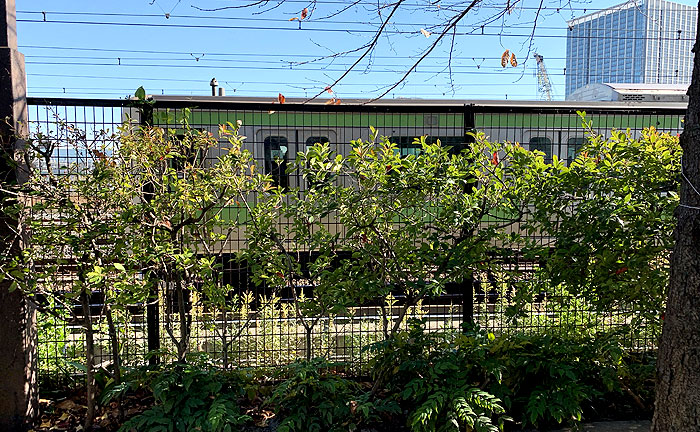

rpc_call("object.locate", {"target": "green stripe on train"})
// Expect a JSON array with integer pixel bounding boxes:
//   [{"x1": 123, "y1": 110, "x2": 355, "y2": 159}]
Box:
[
  {"x1": 153, "y1": 109, "x2": 681, "y2": 138},
  {"x1": 183, "y1": 111, "x2": 464, "y2": 128}
]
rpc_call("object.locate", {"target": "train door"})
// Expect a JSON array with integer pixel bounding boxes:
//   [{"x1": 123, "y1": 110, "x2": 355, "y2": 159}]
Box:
[{"x1": 524, "y1": 130, "x2": 587, "y2": 165}]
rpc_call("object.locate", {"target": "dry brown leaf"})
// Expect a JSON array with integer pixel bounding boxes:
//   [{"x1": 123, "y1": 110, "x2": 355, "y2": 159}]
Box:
[
  {"x1": 420, "y1": 28, "x2": 431, "y2": 38},
  {"x1": 325, "y1": 98, "x2": 336, "y2": 105},
  {"x1": 334, "y1": 99, "x2": 342, "y2": 105},
  {"x1": 289, "y1": 17, "x2": 299, "y2": 21},
  {"x1": 501, "y1": 50, "x2": 510, "y2": 68},
  {"x1": 510, "y1": 53, "x2": 518, "y2": 67},
  {"x1": 278, "y1": 93, "x2": 286, "y2": 104},
  {"x1": 56, "y1": 399, "x2": 79, "y2": 411},
  {"x1": 301, "y1": 7, "x2": 308, "y2": 19}
]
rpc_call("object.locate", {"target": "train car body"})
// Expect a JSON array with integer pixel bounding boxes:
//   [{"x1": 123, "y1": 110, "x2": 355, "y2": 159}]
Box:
[{"x1": 119, "y1": 96, "x2": 687, "y2": 252}]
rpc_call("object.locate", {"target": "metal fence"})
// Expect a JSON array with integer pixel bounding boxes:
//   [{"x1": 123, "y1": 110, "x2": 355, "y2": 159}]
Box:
[{"x1": 26, "y1": 96, "x2": 685, "y2": 386}]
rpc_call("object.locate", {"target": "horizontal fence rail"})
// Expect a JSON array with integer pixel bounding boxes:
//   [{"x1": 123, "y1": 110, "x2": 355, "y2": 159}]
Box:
[{"x1": 25, "y1": 97, "x2": 684, "y2": 386}]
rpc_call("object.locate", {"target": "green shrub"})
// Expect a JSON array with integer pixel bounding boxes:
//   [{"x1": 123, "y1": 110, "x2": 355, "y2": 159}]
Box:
[
  {"x1": 488, "y1": 331, "x2": 625, "y2": 429},
  {"x1": 367, "y1": 319, "x2": 646, "y2": 431},
  {"x1": 111, "y1": 360, "x2": 251, "y2": 432},
  {"x1": 369, "y1": 319, "x2": 510, "y2": 432},
  {"x1": 270, "y1": 358, "x2": 399, "y2": 432}
]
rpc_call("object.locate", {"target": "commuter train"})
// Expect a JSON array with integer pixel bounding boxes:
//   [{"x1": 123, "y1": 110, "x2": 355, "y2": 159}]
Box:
[{"x1": 121, "y1": 95, "x2": 687, "y2": 260}]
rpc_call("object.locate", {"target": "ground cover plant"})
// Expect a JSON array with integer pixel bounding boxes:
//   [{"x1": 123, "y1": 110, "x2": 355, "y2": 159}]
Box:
[{"x1": 106, "y1": 358, "x2": 253, "y2": 432}]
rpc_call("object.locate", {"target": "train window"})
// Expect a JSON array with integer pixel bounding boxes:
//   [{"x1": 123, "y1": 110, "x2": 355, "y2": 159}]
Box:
[
  {"x1": 390, "y1": 136, "x2": 467, "y2": 156},
  {"x1": 437, "y1": 136, "x2": 469, "y2": 155},
  {"x1": 306, "y1": 136, "x2": 330, "y2": 146},
  {"x1": 389, "y1": 136, "x2": 421, "y2": 156},
  {"x1": 304, "y1": 137, "x2": 332, "y2": 190},
  {"x1": 529, "y1": 137, "x2": 552, "y2": 161},
  {"x1": 170, "y1": 133, "x2": 206, "y2": 171},
  {"x1": 567, "y1": 137, "x2": 586, "y2": 161},
  {"x1": 264, "y1": 136, "x2": 289, "y2": 188}
]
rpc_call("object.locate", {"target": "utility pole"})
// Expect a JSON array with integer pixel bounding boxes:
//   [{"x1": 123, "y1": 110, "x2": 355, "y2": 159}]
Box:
[{"x1": 0, "y1": 0, "x2": 38, "y2": 430}]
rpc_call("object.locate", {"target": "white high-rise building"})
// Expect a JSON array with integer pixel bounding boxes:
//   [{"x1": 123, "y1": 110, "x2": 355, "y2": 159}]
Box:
[{"x1": 565, "y1": 0, "x2": 697, "y2": 98}]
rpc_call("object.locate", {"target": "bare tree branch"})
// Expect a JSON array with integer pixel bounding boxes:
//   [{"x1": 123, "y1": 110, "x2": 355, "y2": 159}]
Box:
[
  {"x1": 303, "y1": 0, "x2": 407, "y2": 102},
  {"x1": 367, "y1": 0, "x2": 482, "y2": 103}
]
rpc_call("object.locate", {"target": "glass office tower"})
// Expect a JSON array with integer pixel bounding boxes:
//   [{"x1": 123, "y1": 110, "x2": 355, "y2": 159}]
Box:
[{"x1": 566, "y1": 0, "x2": 697, "y2": 98}]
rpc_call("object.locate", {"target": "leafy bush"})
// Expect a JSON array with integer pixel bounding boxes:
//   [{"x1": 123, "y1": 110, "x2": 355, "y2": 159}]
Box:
[
  {"x1": 369, "y1": 319, "x2": 510, "y2": 432},
  {"x1": 487, "y1": 330, "x2": 626, "y2": 429},
  {"x1": 270, "y1": 358, "x2": 399, "y2": 432},
  {"x1": 111, "y1": 360, "x2": 251, "y2": 432},
  {"x1": 367, "y1": 319, "x2": 649, "y2": 431},
  {"x1": 526, "y1": 123, "x2": 679, "y2": 323}
]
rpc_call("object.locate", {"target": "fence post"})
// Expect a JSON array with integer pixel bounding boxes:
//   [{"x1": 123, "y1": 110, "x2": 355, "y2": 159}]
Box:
[
  {"x1": 138, "y1": 104, "x2": 161, "y2": 365},
  {"x1": 0, "y1": 0, "x2": 38, "y2": 429},
  {"x1": 460, "y1": 105, "x2": 477, "y2": 328},
  {"x1": 462, "y1": 276, "x2": 475, "y2": 327}
]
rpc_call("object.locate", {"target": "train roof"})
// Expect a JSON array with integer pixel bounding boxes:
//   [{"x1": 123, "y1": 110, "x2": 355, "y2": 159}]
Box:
[
  {"x1": 137, "y1": 95, "x2": 688, "y2": 112},
  {"x1": 27, "y1": 95, "x2": 687, "y2": 112}
]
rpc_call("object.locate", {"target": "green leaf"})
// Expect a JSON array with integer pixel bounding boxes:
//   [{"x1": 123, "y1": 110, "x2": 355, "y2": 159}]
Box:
[{"x1": 135, "y1": 86, "x2": 146, "y2": 101}]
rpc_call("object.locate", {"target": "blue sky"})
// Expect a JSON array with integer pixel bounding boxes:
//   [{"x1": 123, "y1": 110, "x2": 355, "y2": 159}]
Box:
[{"x1": 16, "y1": 0, "x2": 698, "y2": 101}]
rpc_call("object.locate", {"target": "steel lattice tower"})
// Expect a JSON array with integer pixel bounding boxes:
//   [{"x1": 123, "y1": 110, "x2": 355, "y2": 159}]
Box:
[{"x1": 534, "y1": 53, "x2": 553, "y2": 101}]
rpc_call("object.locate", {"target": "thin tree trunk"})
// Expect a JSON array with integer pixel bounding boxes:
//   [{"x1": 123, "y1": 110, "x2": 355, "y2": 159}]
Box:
[
  {"x1": 652, "y1": 4, "x2": 700, "y2": 430},
  {"x1": 80, "y1": 289, "x2": 96, "y2": 430},
  {"x1": 105, "y1": 305, "x2": 121, "y2": 383},
  {"x1": 105, "y1": 304, "x2": 123, "y2": 420}
]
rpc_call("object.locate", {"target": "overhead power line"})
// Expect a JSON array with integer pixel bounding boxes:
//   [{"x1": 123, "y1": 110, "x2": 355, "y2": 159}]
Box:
[
  {"x1": 19, "y1": 44, "x2": 571, "y2": 61},
  {"x1": 28, "y1": 89, "x2": 540, "y2": 98},
  {"x1": 18, "y1": 9, "x2": 695, "y2": 34},
  {"x1": 24, "y1": 60, "x2": 690, "y2": 78},
  {"x1": 16, "y1": 19, "x2": 696, "y2": 42}
]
